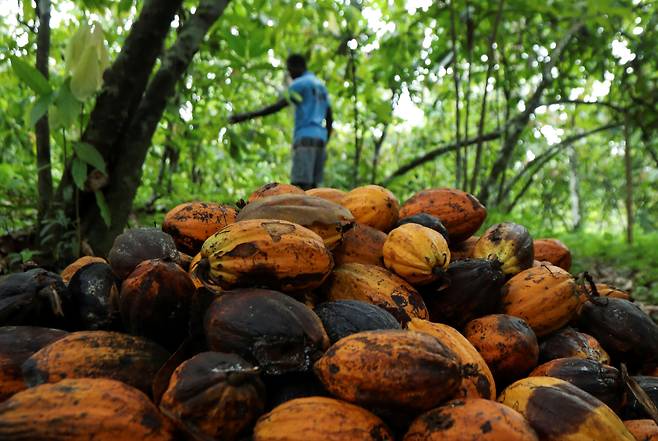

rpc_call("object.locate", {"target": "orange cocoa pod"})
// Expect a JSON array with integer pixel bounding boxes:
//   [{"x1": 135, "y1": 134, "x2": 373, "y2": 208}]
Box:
[
  {"x1": 464, "y1": 314, "x2": 539, "y2": 384},
  {"x1": 404, "y1": 398, "x2": 539, "y2": 441},
  {"x1": 0, "y1": 378, "x2": 175, "y2": 440},
  {"x1": 162, "y1": 201, "x2": 237, "y2": 255},
  {"x1": 407, "y1": 319, "x2": 496, "y2": 399},
  {"x1": 60, "y1": 256, "x2": 107, "y2": 284},
  {"x1": 399, "y1": 188, "x2": 486, "y2": 243},
  {"x1": 501, "y1": 265, "x2": 579, "y2": 337},
  {"x1": 314, "y1": 330, "x2": 460, "y2": 412},
  {"x1": 332, "y1": 223, "x2": 387, "y2": 267},
  {"x1": 321, "y1": 263, "x2": 428, "y2": 325},
  {"x1": 340, "y1": 185, "x2": 400, "y2": 232},
  {"x1": 305, "y1": 187, "x2": 346, "y2": 204},
  {"x1": 253, "y1": 396, "x2": 394, "y2": 441},
  {"x1": 533, "y1": 238, "x2": 572, "y2": 271},
  {"x1": 248, "y1": 182, "x2": 304, "y2": 202},
  {"x1": 22, "y1": 330, "x2": 169, "y2": 395},
  {"x1": 624, "y1": 419, "x2": 658, "y2": 441}
]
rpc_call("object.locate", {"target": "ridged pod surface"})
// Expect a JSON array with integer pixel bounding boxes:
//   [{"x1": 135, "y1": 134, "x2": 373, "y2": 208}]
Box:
[
  {"x1": 120, "y1": 259, "x2": 195, "y2": 349},
  {"x1": 22, "y1": 330, "x2": 169, "y2": 395},
  {"x1": 577, "y1": 298, "x2": 658, "y2": 363},
  {"x1": 107, "y1": 228, "x2": 180, "y2": 280},
  {"x1": 314, "y1": 330, "x2": 460, "y2": 412},
  {"x1": 332, "y1": 223, "x2": 387, "y2": 267},
  {"x1": 236, "y1": 194, "x2": 354, "y2": 249},
  {"x1": 383, "y1": 223, "x2": 450, "y2": 285},
  {"x1": 464, "y1": 314, "x2": 539, "y2": 384},
  {"x1": 0, "y1": 378, "x2": 175, "y2": 441},
  {"x1": 404, "y1": 399, "x2": 539, "y2": 441},
  {"x1": 60, "y1": 256, "x2": 107, "y2": 284},
  {"x1": 407, "y1": 319, "x2": 496, "y2": 399},
  {"x1": 472, "y1": 222, "x2": 534, "y2": 276},
  {"x1": 399, "y1": 188, "x2": 486, "y2": 243},
  {"x1": 160, "y1": 352, "x2": 265, "y2": 441},
  {"x1": 533, "y1": 239, "x2": 572, "y2": 271},
  {"x1": 253, "y1": 396, "x2": 394, "y2": 441},
  {"x1": 314, "y1": 300, "x2": 401, "y2": 344},
  {"x1": 498, "y1": 376, "x2": 634, "y2": 441},
  {"x1": 305, "y1": 187, "x2": 346, "y2": 204},
  {"x1": 340, "y1": 185, "x2": 400, "y2": 232},
  {"x1": 162, "y1": 201, "x2": 237, "y2": 255},
  {"x1": 197, "y1": 219, "x2": 333, "y2": 293},
  {"x1": 539, "y1": 327, "x2": 610, "y2": 364},
  {"x1": 421, "y1": 258, "x2": 505, "y2": 327},
  {"x1": 528, "y1": 357, "x2": 622, "y2": 411},
  {"x1": 204, "y1": 289, "x2": 329, "y2": 375},
  {"x1": 248, "y1": 182, "x2": 305, "y2": 202},
  {"x1": 321, "y1": 263, "x2": 428, "y2": 325},
  {"x1": 501, "y1": 265, "x2": 579, "y2": 337},
  {"x1": 0, "y1": 326, "x2": 68, "y2": 401},
  {"x1": 624, "y1": 420, "x2": 658, "y2": 441}
]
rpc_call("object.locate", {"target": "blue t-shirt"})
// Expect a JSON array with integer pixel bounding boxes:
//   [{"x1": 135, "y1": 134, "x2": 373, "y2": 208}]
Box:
[{"x1": 288, "y1": 71, "x2": 329, "y2": 142}]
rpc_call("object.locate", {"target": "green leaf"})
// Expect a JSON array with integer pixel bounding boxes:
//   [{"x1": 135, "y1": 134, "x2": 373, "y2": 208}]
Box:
[
  {"x1": 10, "y1": 57, "x2": 52, "y2": 96},
  {"x1": 22, "y1": 0, "x2": 34, "y2": 22},
  {"x1": 70, "y1": 43, "x2": 101, "y2": 101},
  {"x1": 95, "y1": 191, "x2": 111, "y2": 227},
  {"x1": 29, "y1": 93, "x2": 53, "y2": 126},
  {"x1": 73, "y1": 142, "x2": 107, "y2": 174},
  {"x1": 71, "y1": 157, "x2": 87, "y2": 190},
  {"x1": 51, "y1": 79, "x2": 82, "y2": 129}
]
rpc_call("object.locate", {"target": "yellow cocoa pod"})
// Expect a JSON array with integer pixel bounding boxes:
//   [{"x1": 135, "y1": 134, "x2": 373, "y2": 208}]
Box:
[
  {"x1": 197, "y1": 219, "x2": 333, "y2": 293},
  {"x1": 383, "y1": 223, "x2": 450, "y2": 285},
  {"x1": 340, "y1": 185, "x2": 400, "y2": 232},
  {"x1": 498, "y1": 376, "x2": 634, "y2": 441}
]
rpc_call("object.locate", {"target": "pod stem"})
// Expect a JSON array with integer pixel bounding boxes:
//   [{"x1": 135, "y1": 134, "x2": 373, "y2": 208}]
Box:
[
  {"x1": 578, "y1": 271, "x2": 608, "y2": 306},
  {"x1": 621, "y1": 363, "x2": 658, "y2": 425}
]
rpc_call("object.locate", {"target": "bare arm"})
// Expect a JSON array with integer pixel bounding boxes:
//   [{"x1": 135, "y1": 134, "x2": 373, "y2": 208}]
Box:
[
  {"x1": 326, "y1": 105, "x2": 333, "y2": 141},
  {"x1": 230, "y1": 98, "x2": 289, "y2": 123}
]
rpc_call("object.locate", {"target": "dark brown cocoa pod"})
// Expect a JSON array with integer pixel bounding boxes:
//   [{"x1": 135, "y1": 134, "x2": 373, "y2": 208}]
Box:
[
  {"x1": 68, "y1": 262, "x2": 120, "y2": 331},
  {"x1": 120, "y1": 259, "x2": 196, "y2": 349},
  {"x1": 204, "y1": 289, "x2": 329, "y2": 375},
  {"x1": 422, "y1": 259, "x2": 505, "y2": 328},
  {"x1": 397, "y1": 213, "x2": 450, "y2": 243},
  {"x1": 539, "y1": 327, "x2": 610, "y2": 364},
  {"x1": 529, "y1": 357, "x2": 623, "y2": 411},
  {"x1": 578, "y1": 297, "x2": 658, "y2": 364},
  {"x1": 160, "y1": 352, "x2": 265, "y2": 441},
  {"x1": 314, "y1": 300, "x2": 401, "y2": 344},
  {"x1": 621, "y1": 376, "x2": 658, "y2": 420},
  {"x1": 0, "y1": 326, "x2": 68, "y2": 401},
  {"x1": 0, "y1": 268, "x2": 72, "y2": 328},
  {"x1": 22, "y1": 330, "x2": 170, "y2": 395},
  {"x1": 107, "y1": 228, "x2": 180, "y2": 279}
]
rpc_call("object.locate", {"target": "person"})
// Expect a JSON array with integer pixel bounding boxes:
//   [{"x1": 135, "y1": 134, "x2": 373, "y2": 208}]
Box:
[{"x1": 229, "y1": 54, "x2": 333, "y2": 190}]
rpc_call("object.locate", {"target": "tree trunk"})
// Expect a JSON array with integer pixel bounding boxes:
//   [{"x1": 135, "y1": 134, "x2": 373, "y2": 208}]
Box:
[
  {"x1": 35, "y1": 0, "x2": 52, "y2": 232},
  {"x1": 448, "y1": 0, "x2": 461, "y2": 188},
  {"x1": 350, "y1": 48, "x2": 361, "y2": 187},
  {"x1": 370, "y1": 123, "x2": 389, "y2": 183},
  {"x1": 568, "y1": 145, "x2": 581, "y2": 231},
  {"x1": 80, "y1": 0, "x2": 231, "y2": 255},
  {"x1": 624, "y1": 122, "x2": 633, "y2": 244}
]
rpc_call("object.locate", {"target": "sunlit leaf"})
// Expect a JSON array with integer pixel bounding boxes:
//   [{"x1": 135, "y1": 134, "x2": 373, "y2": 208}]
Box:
[
  {"x1": 70, "y1": 44, "x2": 101, "y2": 101},
  {"x1": 10, "y1": 57, "x2": 52, "y2": 96},
  {"x1": 65, "y1": 21, "x2": 92, "y2": 75},
  {"x1": 71, "y1": 157, "x2": 87, "y2": 190},
  {"x1": 29, "y1": 93, "x2": 53, "y2": 126}
]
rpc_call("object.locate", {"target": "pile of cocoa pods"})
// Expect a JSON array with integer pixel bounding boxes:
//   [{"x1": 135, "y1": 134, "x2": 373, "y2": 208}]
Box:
[{"x1": 0, "y1": 183, "x2": 657, "y2": 441}]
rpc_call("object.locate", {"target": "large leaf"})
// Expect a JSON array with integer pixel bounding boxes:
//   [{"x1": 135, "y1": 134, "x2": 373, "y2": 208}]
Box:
[
  {"x1": 71, "y1": 157, "x2": 88, "y2": 190},
  {"x1": 95, "y1": 191, "x2": 111, "y2": 227},
  {"x1": 74, "y1": 142, "x2": 107, "y2": 174},
  {"x1": 65, "y1": 22, "x2": 91, "y2": 74},
  {"x1": 10, "y1": 57, "x2": 52, "y2": 96},
  {"x1": 51, "y1": 80, "x2": 82, "y2": 129},
  {"x1": 70, "y1": 44, "x2": 101, "y2": 101},
  {"x1": 29, "y1": 93, "x2": 54, "y2": 126}
]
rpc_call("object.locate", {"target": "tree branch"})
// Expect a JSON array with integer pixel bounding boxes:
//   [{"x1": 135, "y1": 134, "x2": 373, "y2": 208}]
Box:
[
  {"x1": 381, "y1": 130, "x2": 502, "y2": 186},
  {"x1": 448, "y1": 0, "x2": 462, "y2": 187},
  {"x1": 541, "y1": 98, "x2": 624, "y2": 113},
  {"x1": 35, "y1": 0, "x2": 52, "y2": 230},
  {"x1": 479, "y1": 19, "x2": 584, "y2": 206}
]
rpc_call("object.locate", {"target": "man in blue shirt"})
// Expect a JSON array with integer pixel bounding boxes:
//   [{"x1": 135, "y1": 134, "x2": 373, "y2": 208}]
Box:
[{"x1": 229, "y1": 54, "x2": 333, "y2": 190}]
